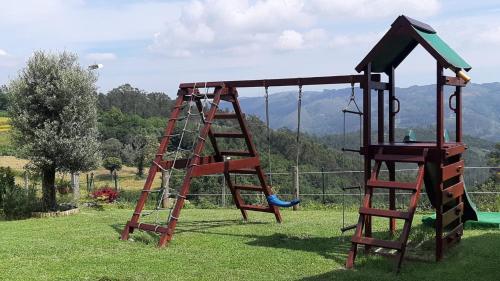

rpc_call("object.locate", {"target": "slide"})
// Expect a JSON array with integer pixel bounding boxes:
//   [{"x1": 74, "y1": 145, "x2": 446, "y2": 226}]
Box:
[{"x1": 422, "y1": 162, "x2": 500, "y2": 229}]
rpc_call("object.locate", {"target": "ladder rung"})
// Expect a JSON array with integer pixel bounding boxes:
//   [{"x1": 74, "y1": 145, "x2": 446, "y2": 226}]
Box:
[
  {"x1": 220, "y1": 151, "x2": 252, "y2": 157},
  {"x1": 374, "y1": 153, "x2": 425, "y2": 163},
  {"x1": 214, "y1": 113, "x2": 238, "y2": 119},
  {"x1": 352, "y1": 236, "x2": 402, "y2": 250},
  {"x1": 213, "y1": 132, "x2": 245, "y2": 138},
  {"x1": 240, "y1": 205, "x2": 274, "y2": 212},
  {"x1": 233, "y1": 185, "x2": 265, "y2": 191},
  {"x1": 229, "y1": 169, "x2": 258, "y2": 174},
  {"x1": 359, "y1": 207, "x2": 410, "y2": 220},
  {"x1": 366, "y1": 180, "x2": 417, "y2": 191},
  {"x1": 341, "y1": 224, "x2": 358, "y2": 232}
]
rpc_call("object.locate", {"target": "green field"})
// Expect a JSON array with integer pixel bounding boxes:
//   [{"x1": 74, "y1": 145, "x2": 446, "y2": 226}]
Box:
[{"x1": 0, "y1": 208, "x2": 498, "y2": 281}]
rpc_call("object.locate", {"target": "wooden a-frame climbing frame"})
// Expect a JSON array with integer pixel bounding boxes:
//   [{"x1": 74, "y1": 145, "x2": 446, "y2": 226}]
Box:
[{"x1": 121, "y1": 85, "x2": 281, "y2": 247}]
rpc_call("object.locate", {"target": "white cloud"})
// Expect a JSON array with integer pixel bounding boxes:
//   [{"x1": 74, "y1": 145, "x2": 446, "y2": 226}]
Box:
[
  {"x1": 0, "y1": 49, "x2": 8, "y2": 56},
  {"x1": 275, "y1": 30, "x2": 304, "y2": 50},
  {"x1": 308, "y1": 0, "x2": 440, "y2": 19},
  {"x1": 149, "y1": 0, "x2": 441, "y2": 57},
  {"x1": 85, "y1": 52, "x2": 117, "y2": 61}
]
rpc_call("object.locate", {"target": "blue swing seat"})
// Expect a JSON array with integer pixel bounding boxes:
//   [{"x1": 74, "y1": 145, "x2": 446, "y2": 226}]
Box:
[{"x1": 267, "y1": 194, "x2": 300, "y2": 208}]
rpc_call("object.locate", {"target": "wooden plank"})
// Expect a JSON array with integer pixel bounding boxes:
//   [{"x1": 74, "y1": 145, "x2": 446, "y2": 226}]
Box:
[
  {"x1": 229, "y1": 169, "x2": 258, "y2": 175},
  {"x1": 442, "y1": 202, "x2": 464, "y2": 227},
  {"x1": 442, "y1": 76, "x2": 466, "y2": 87},
  {"x1": 442, "y1": 181, "x2": 464, "y2": 205},
  {"x1": 240, "y1": 205, "x2": 274, "y2": 213},
  {"x1": 351, "y1": 236, "x2": 402, "y2": 250},
  {"x1": 128, "y1": 221, "x2": 170, "y2": 234},
  {"x1": 442, "y1": 223, "x2": 463, "y2": 250},
  {"x1": 366, "y1": 180, "x2": 416, "y2": 191},
  {"x1": 160, "y1": 156, "x2": 216, "y2": 170},
  {"x1": 359, "y1": 207, "x2": 410, "y2": 220},
  {"x1": 191, "y1": 157, "x2": 259, "y2": 177},
  {"x1": 444, "y1": 145, "x2": 465, "y2": 158},
  {"x1": 442, "y1": 160, "x2": 464, "y2": 181},
  {"x1": 374, "y1": 153, "x2": 425, "y2": 163},
  {"x1": 179, "y1": 74, "x2": 381, "y2": 89}
]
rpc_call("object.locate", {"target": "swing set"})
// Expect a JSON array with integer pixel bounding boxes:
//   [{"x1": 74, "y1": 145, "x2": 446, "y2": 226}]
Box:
[{"x1": 122, "y1": 15, "x2": 479, "y2": 271}]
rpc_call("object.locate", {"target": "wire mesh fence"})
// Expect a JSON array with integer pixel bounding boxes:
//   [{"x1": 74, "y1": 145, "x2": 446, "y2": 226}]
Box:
[{"x1": 124, "y1": 166, "x2": 499, "y2": 211}]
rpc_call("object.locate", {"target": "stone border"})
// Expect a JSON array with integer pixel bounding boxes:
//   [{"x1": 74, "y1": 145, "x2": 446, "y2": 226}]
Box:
[{"x1": 31, "y1": 207, "x2": 79, "y2": 218}]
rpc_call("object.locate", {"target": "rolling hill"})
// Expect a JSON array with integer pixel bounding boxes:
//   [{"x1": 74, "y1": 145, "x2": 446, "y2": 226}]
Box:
[{"x1": 235, "y1": 82, "x2": 500, "y2": 141}]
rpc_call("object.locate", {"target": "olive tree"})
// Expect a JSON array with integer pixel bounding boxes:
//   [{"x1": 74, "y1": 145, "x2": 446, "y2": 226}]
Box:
[{"x1": 8, "y1": 51, "x2": 100, "y2": 210}]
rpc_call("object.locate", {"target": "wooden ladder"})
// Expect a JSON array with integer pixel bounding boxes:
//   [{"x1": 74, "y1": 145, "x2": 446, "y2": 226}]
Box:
[
  {"x1": 346, "y1": 148, "x2": 428, "y2": 271},
  {"x1": 121, "y1": 86, "x2": 281, "y2": 247}
]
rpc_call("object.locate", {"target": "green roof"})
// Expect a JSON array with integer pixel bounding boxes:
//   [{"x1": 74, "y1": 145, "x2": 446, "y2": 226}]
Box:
[{"x1": 356, "y1": 16, "x2": 471, "y2": 73}]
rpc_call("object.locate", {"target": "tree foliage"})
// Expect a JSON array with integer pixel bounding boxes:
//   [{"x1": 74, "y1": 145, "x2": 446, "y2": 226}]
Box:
[
  {"x1": 0, "y1": 85, "x2": 8, "y2": 111},
  {"x1": 102, "y1": 157, "x2": 122, "y2": 175},
  {"x1": 98, "y1": 84, "x2": 173, "y2": 118},
  {"x1": 7, "y1": 51, "x2": 100, "y2": 210}
]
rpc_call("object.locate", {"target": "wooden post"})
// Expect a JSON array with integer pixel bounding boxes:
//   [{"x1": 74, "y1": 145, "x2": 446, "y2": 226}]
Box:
[
  {"x1": 222, "y1": 175, "x2": 226, "y2": 207},
  {"x1": 71, "y1": 172, "x2": 80, "y2": 204},
  {"x1": 437, "y1": 63, "x2": 444, "y2": 148},
  {"x1": 321, "y1": 167, "x2": 325, "y2": 204},
  {"x1": 455, "y1": 72, "x2": 462, "y2": 143},
  {"x1": 388, "y1": 67, "x2": 396, "y2": 235},
  {"x1": 86, "y1": 174, "x2": 90, "y2": 192},
  {"x1": 113, "y1": 171, "x2": 119, "y2": 191},
  {"x1": 436, "y1": 62, "x2": 444, "y2": 261},
  {"x1": 363, "y1": 63, "x2": 372, "y2": 240},
  {"x1": 292, "y1": 165, "x2": 299, "y2": 211},
  {"x1": 161, "y1": 170, "x2": 170, "y2": 208},
  {"x1": 90, "y1": 172, "x2": 94, "y2": 191}
]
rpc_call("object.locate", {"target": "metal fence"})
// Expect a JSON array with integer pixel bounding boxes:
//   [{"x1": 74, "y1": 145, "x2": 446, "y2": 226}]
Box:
[{"x1": 157, "y1": 166, "x2": 499, "y2": 211}]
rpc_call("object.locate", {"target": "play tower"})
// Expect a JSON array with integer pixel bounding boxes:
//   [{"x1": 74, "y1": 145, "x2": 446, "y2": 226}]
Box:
[
  {"x1": 121, "y1": 16, "x2": 475, "y2": 271},
  {"x1": 345, "y1": 16, "x2": 475, "y2": 270}
]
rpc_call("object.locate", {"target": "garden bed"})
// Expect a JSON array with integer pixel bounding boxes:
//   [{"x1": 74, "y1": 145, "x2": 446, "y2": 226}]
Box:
[{"x1": 31, "y1": 207, "x2": 79, "y2": 218}]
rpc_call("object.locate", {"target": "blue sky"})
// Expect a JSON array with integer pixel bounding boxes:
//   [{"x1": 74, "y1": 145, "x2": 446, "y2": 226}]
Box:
[{"x1": 0, "y1": 0, "x2": 499, "y2": 97}]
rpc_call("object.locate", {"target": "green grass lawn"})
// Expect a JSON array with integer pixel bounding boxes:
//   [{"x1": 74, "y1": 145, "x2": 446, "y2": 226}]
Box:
[{"x1": 0, "y1": 208, "x2": 498, "y2": 281}]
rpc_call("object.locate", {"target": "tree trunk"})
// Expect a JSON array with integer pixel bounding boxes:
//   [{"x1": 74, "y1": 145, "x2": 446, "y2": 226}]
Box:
[
  {"x1": 71, "y1": 172, "x2": 80, "y2": 204},
  {"x1": 42, "y1": 166, "x2": 57, "y2": 211},
  {"x1": 137, "y1": 157, "x2": 144, "y2": 177}
]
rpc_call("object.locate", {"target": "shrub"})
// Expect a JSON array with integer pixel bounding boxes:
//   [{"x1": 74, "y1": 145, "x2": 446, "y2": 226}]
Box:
[
  {"x1": 91, "y1": 187, "x2": 119, "y2": 203},
  {"x1": 3, "y1": 186, "x2": 40, "y2": 220},
  {"x1": 103, "y1": 157, "x2": 122, "y2": 175},
  {"x1": 0, "y1": 167, "x2": 16, "y2": 206}
]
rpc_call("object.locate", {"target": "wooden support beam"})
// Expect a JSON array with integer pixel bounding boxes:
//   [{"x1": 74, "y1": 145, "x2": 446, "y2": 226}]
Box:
[
  {"x1": 442, "y1": 76, "x2": 466, "y2": 87},
  {"x1": 179, "y1": 74, "x2": 381, "y2": 89},
  {"x1": 191, "y1": 157, "x2": 260, "y2": 177}
]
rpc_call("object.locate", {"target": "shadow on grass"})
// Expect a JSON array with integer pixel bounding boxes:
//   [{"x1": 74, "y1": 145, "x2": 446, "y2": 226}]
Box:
[
  {"x1": 110, "y1": 219, "x2": 269, "y2": 245},
  {"x1": 297, "y1": 232, "x2": 500, "y2": 281}
]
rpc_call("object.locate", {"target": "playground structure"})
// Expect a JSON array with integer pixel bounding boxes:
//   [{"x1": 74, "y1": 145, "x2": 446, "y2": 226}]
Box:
[{"x1": 122, "y1": 15, "x2": 482, "y2": 271}]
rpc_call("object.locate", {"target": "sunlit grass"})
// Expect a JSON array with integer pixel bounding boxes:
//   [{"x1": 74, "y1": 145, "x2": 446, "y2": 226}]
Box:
[{"x1": 0, "y1": 208, "x2": 498, "y2": 281}]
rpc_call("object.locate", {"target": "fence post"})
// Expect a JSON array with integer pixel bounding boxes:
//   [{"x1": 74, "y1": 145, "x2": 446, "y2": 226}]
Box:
[
  {"x1": 222, "y1": 175, "x2": 226, "y2": 207},
  {"x1": 90, "y1": 172, "x2": 95, "y2": 191},
  {"x1": 322, "y1": 167, "x2": 325, "y2": 204},
  {"x1": 293, "y1": 165, "x2": 300, "y2": 211}
]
